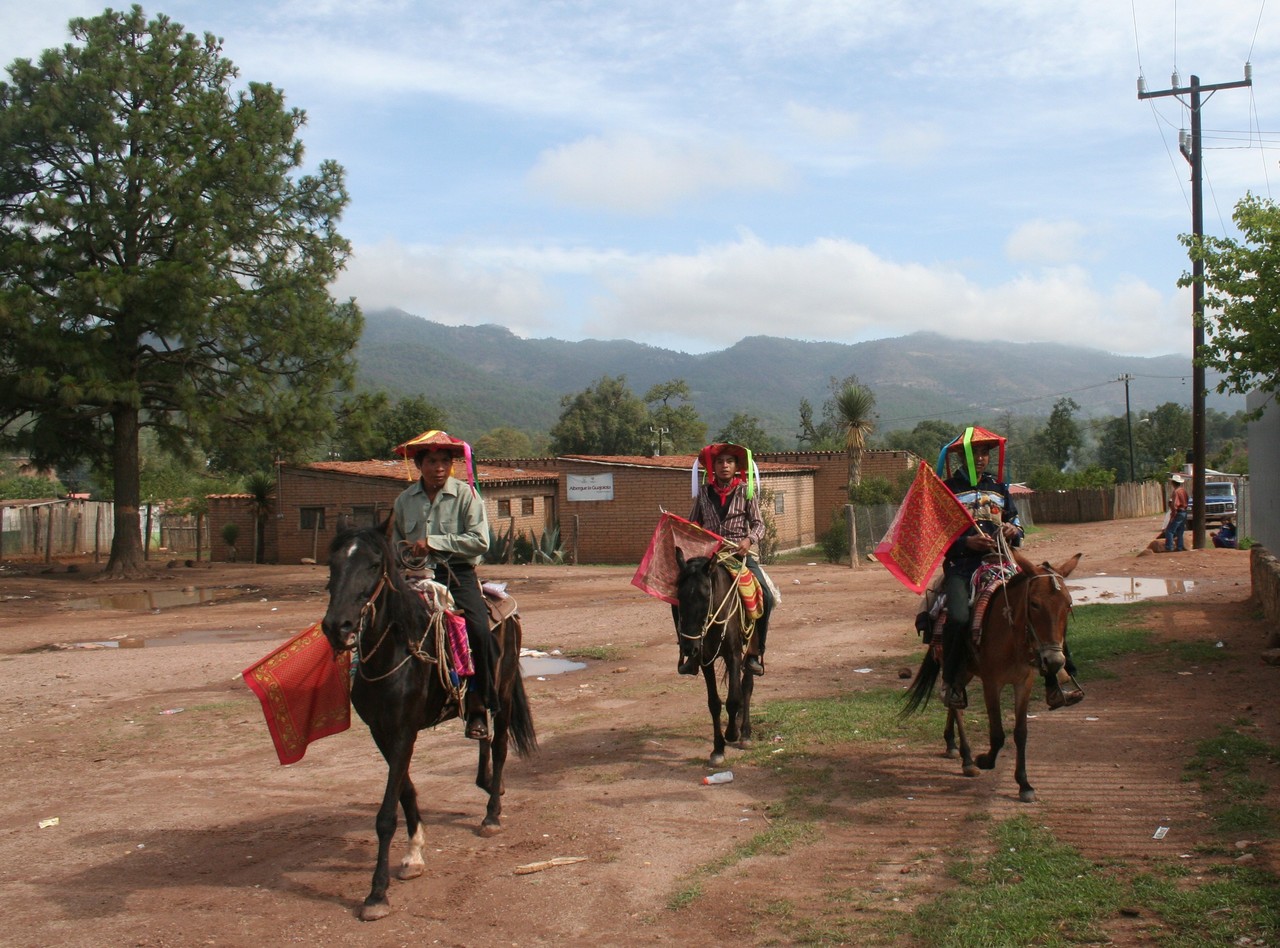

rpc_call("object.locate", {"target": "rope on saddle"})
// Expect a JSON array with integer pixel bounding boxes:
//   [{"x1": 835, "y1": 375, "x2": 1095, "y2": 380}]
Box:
[{"x1": 714, "y1": 551, "x2": 761, "y2": 641}]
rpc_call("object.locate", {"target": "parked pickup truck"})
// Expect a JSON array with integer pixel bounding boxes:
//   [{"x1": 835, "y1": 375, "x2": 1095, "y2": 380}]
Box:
[{"x1": 1200, "y1": 480, "x2": 1238, "y2": 525}]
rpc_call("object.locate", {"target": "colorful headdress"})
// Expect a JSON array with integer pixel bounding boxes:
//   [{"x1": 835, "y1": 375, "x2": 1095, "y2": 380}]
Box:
[
  {"x1": 394, "y1": 429, "x2": 475, "y2": 486},
  {"x1": 692, "y1": 442, "x2": 758, "y2": 498},
  {"x1": 935, "y1": 426, "x2": 1006, "y2": 485}
]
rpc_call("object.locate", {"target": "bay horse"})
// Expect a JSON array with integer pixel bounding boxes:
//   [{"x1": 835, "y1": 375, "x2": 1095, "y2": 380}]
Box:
[
  {"x1": 674, "y1": 549, "x2": 755, "y2": 765},
  {"x1": 321, "y1": 526, "x2": 536, "y2": 921},
  {"x1": 903, "y1": 551, "x2": 1081, "y2": 803}
]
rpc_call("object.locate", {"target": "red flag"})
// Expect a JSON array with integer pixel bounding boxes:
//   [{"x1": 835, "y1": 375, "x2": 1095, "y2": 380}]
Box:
[
  {"x1": 631, "y1": 512, "x2": 726, "y2": 604},
  {"x1": 874, "y1": 460, "x2": 976, "y2": 593},
  {"x1": 243, "y1": 623, "x2": 351, "y2": 765}
]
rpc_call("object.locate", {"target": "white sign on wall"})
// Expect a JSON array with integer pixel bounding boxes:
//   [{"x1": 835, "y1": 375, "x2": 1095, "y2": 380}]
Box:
[{"x1": 566, "y1": 473, "x2": 614, "y2": 502}]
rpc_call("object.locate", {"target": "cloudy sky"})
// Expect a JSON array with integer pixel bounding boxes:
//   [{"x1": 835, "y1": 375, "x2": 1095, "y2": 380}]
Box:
[{"x1": 4, "y1": 1, "x2": 1278, "y2": 357}]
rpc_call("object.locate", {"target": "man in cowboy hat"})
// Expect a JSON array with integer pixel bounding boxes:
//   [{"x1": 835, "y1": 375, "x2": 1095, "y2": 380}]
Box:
[
  {"x1": 1165, "y1": 473, "x2": 1189, "y2": 552},
  {"x1": 936, "y1": 427, "x2": 1082, "y2": 710},
  {"x1": 682, "y1": 441, "x2": 774, "y2": 676},
  {"x1": 391, "y1": 430, "x2": 498, "y2": 741}
]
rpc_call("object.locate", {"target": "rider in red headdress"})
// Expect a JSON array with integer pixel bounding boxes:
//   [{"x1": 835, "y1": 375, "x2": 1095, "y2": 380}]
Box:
[{"x1": 682, "y1": 442, "x2": 775, "y2": 676}]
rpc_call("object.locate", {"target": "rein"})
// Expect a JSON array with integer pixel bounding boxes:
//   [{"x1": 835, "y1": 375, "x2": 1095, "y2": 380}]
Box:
[
  {"x1": 679, "y1": 555, "x2": 752, "y2": 669},
  {"x1": 352, "y1": 568, "x2": 444, "y2": 684}
]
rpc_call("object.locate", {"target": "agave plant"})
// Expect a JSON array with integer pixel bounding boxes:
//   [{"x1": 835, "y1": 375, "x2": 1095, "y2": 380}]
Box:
[{"x1": 534, "y1": 522, "x2": 565, "y2": 564}]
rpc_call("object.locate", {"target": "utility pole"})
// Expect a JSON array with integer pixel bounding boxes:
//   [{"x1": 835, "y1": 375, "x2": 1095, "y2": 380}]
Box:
[
  {"x1": 1138, "y1": 67, "x2": 1251, "y2": 549},
  {"x1": 1119, "y1": 374, "x2": 1136, "y2": 482},
  {"x1": 649, "y1": 425, "x2": 669, "y2": 456}
]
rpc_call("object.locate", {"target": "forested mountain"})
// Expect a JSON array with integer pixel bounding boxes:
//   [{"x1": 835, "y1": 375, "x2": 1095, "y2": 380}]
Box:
[{"x1": 354, "y1": 308, "x2": 1240, "y2": 443}]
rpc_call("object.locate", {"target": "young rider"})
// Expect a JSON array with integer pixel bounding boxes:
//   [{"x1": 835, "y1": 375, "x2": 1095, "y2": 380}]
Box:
[
  {"x1": 391, "y1": 430, "x2": 498, "y2": 741},
  {"x1": 683, "y1": 442, "x2": 774, "y2": 676},
  {"x1": 937, "y1": 427, "x2": 1083, "y2": 710}
]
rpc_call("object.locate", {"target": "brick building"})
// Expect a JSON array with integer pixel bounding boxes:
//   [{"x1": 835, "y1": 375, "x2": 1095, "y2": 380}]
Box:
[
  {"x1": 206, "y1": 449, "x2": 918, "y2": 566},
  {"x1": 207, "y1": 460, "x2": 558, "y2": 564}
]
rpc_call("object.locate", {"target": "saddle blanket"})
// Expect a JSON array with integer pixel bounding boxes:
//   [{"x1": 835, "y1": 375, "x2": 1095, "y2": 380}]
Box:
[
  {"x1": 242, "y1": 623, "x2": 351, "y2": 765},
  {"x1": 631, "y1": 512, "x2": 726, "y2": 605}
]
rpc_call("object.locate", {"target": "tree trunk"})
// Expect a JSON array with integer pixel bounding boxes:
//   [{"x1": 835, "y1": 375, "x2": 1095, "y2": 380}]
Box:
[{"x1": 105, "y1": 407, "x2": 148, "y2": 578}]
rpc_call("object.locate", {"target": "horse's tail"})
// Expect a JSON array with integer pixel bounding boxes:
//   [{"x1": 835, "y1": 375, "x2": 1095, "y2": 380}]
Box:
[
  {"x1": 901, "y1": 649, "x2": 941, "y2": 716},
  {"x1": 506, "y1": 673, "x2": 538, "y2": 757}
]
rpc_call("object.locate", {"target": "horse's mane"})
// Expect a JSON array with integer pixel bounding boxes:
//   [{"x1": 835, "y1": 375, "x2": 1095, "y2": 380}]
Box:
[{"x1": 329, "y1": 526, "x2": 427, "y2": 637}]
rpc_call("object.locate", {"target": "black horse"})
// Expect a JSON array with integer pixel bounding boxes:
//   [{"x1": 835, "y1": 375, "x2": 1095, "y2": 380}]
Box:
[
  {"x1": 321, "y1": 526, "x2": 536, "y2": 921},
  {"x1": 674, "y1": 549, "x2": 755, "y2": 765}
]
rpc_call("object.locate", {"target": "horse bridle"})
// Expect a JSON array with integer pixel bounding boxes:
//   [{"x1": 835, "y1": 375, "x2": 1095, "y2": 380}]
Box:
[
  {"x1": 1015, "y1": 567, "x2": 1072, "y2": 671},
  {"x1": 679, "y1": 558, "x2": 749, "y2": 669}
]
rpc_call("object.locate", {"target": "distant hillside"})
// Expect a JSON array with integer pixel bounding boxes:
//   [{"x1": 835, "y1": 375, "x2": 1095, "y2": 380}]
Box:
[{"x1": 354, "y1": 308, "x2": 1241, "y2": 442}]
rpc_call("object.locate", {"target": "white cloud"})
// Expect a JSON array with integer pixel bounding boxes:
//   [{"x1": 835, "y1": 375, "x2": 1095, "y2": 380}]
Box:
[
  {"x1": 527, "y1": 133, "x2": 791, "y2": 213},
  {"x1": 787, "y1": 103, "x2": 860, "y2": 141},
  {"x1": 1005, "y1": 219, "x2": 1090, "y2": 266},
  {"x1": 333, "y1": 239, "x2": 558, "y2": 335}
]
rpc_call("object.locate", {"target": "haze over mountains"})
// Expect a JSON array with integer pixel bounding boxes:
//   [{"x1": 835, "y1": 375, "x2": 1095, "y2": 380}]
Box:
[{"x1": 355, "y1": 308, "x2": 1240, "y2": 445}]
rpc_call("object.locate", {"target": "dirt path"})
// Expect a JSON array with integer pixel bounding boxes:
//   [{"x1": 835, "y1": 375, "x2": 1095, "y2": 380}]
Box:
[{"x1": 0, "y1": 516, "x2": 1273, "y2": 946}]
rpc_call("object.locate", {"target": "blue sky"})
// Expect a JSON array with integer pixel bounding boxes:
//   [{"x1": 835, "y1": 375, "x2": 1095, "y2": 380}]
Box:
[{"x1": 5, "y1": 1, "x2": 1278, "y2": 357}]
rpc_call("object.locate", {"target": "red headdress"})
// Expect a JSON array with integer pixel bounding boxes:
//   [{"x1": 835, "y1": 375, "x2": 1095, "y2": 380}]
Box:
[{"x1": 691, "y1": 442, "x2": 757, "y2": 498}]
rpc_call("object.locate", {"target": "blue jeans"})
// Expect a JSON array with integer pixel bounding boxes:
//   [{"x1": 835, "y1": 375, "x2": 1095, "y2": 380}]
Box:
[{"x1": 1165, "y1": 510, "x2": 1187, "y2": 552}]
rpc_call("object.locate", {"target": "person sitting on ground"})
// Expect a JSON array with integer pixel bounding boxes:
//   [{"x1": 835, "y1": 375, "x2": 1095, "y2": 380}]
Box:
[
  {"x1": 1212, "y1": 519, "x2": 1238, "y2": 549},
  {"x1": 679, "y1": 441, "x2": 774, "y2": 676},
  {"x1": 936, "y1": 426, "x2": 1083, "y2": 710},
  {"x1": 391, "y1": 430, "x2": 499, "y2": 741}
]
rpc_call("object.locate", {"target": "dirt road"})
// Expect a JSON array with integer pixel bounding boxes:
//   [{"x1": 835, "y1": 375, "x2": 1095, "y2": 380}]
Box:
[{"x1": 0, "y1": 516, "x2": 1273, "y2": 946}]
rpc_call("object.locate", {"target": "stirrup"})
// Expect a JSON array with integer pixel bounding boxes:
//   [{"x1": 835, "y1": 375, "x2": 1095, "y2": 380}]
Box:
[
  {"x1": 745, "y1": 656, "x2": 764, "y2": 676},
  {"x1": 1047, "y1": 674, "x2": 1084, "y2": 709},
  {"x1": 942, "y1": 684, "x2": 967, "y2": 710}
]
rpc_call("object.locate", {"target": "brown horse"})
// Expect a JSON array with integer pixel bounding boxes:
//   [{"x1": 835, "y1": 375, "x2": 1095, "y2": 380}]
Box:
[
  {"x1": 904, "y1": 551, "x2": 1081, "y2": 802},
  {"x1": 674, "y1": 549, "x2": 755, "y2": 765},
  {"x1": 321, "y1": 526, "x2": 536, "y2": 920}
]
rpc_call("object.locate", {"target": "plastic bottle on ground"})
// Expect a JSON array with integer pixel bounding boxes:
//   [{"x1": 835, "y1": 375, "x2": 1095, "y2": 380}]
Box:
[{"x1": 702, "y1": 771, "x2": 733, "y2": 785}]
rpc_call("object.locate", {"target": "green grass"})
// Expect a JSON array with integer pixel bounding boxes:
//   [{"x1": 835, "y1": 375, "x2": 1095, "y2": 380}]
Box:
[
  {"x1": 560, "y1": 644, "x2": 626, "y2": 661},
  {"x1": 891, "y1": 816, "x2": 1280, "y2": 946},
  {"x1": 661, "y1": 600, "x2": 1280, "y2": 944},
  {"x1": 1184, "y1": 727, "x2": 1279, "y2": 837}
]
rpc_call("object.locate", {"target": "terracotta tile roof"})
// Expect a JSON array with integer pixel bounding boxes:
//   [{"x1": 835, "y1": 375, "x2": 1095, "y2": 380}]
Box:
[
  {"x1": 297, "y1": 460, "x2": 557, "y2": 486},
  {"x1": 558, "y1": 454, "x2": 816, "y2": 473}
]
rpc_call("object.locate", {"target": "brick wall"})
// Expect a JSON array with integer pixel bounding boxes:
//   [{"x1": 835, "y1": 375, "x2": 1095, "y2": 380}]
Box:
[
  {"x1": 208, "y1": 465, "x2": 559, "y2": 565},
  {"x1": 760, "y1": 449, "x2": 917, "y2": 532},
  {"x1": 557, "y1": 460, "x2": 813, "y2": 564}
]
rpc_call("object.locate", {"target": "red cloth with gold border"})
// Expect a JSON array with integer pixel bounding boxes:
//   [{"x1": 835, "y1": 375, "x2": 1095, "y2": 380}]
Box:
[
  {"x1": 242, "y1": 623, "x2": 351, "y2": 765},
  {"x1": 874, "y1": 460, "x2": 976, "y2": 593}
]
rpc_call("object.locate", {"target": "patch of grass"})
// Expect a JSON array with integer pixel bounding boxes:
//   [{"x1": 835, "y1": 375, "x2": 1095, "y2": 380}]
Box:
[
  {"x1": 748, "y1": 688, "x2": 941, "y2": 761},
  {"x1": 560, "y1": 644, "x2": 625, "y2": 661},
  {"x1": 1184, "y1": 727, "x2": 1279, "y2": 837},
  {"x1": 891, "y1": 816, "x2": 1280, "y2": 947},
  {"x1": 1065, "y1": 603, "x2": 1159, "y2": 680},
  {"x1": 666, "y1": 810, "x2": 818, "y2": 911}
]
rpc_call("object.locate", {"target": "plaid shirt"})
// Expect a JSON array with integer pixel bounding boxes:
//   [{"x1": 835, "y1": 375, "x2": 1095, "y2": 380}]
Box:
[{"x1": 688, "y1": 482, "x2": 765, "y2": 546}]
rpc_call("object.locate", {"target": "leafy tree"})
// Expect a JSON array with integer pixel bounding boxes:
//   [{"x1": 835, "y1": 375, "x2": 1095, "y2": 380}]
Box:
[
  {"x1": 1181, "y1": 193, "x2": 1280, "y2": 408},
  {"x1": 0, "y1": 8, "x2": 360, "y2": 577},
  {"x1": 549, "y1": 375, "x2": 649, "y2": 455},
  {"x1": 879, "y1": 419, "x2": 956, "y2": 464},
  {"x1": 474, "y1": 426, "x2": 533, "y2": 458},
  {"x1": 1026, "y1": 464, "x2": 1116, "y2": 491},
  {"x1": 643, "y1": 379, "x2": 706, "y2": 454},
  {"x1": 1030, "y1": 398, "x2": 1083, "y2": 472},
  {"x1": 715, "y1": 412, "x2": 779, "y2": 451}
]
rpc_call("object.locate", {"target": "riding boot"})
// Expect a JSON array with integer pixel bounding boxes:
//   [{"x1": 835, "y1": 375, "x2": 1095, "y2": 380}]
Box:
[
  {"x1": 1045, "y1": 643, "x2": 1084, "y2": 709},
  {"x1": 678, "y1": 653, "x2": 699, "y2": 675},
  {"x1": 746, "y1": 615, "x2": 767, "y2": 676},
  {"x1": 940, "y1": 620, "x2": 968, "y2": 709},
  {"x1": 464, "y1": 690, "x2": 489, "y2": 741}
]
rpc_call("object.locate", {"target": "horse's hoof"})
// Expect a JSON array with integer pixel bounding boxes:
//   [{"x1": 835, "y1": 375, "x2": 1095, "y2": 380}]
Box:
[
  {"x1": 962, "y1": 764, "x2": 980, "y2": 778},
  {"x1": 397, "y1": 860, "x2": 425, "y2": 880},
  {"x1": 478, "y1": 820, "x2": 503, "y2": 838},
  {"x1": 709, "y1": 752, "x2": 725, "y2": 767},
  {"x1": 944, "y1": 748, "x2": 959, "y2": 760},
  {"x1": 1019, "y1": 789, "x2": 1037, "y2": 804},
  {"x1": 359, "y1": 900, "x2": 392, "y2": 922},
  {"x1": 738, "y1": 738, "x2": 753, "y2": 750}
]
